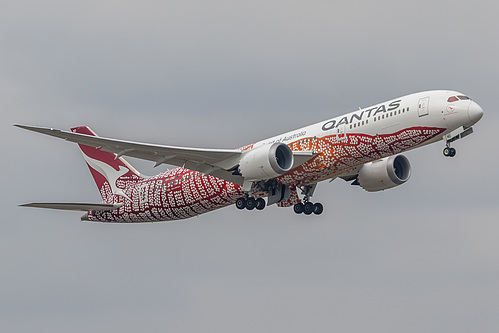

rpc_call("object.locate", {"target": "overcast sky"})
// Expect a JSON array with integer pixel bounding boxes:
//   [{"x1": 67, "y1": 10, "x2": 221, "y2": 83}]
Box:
[{"x1": 1, "y1": 1, "x2": 498, "y2": 332}]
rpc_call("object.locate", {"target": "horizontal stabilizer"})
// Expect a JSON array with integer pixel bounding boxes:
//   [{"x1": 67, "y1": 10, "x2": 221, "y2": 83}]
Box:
[{"x1": 20, "y1": 202, "x2": 123, "y2": 211}]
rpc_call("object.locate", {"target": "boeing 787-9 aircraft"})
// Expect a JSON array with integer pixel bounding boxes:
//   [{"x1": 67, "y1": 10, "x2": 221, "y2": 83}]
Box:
[{"x1": 16, "y1": 90, "x2": 483, "y2": 222}]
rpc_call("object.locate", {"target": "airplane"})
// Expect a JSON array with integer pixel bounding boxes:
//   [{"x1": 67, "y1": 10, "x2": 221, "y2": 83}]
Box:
[{"x1": 15, "y1": 90, "x2": 483, "y2": 222}]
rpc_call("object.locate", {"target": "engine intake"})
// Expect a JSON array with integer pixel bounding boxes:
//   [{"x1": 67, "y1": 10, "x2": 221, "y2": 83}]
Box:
[
  {"x1": 238, "y1": 143, "x2": 294, "y2": 181},
  {"x1": 356, "y1": 155, "x2": 411, "y2": 192}
]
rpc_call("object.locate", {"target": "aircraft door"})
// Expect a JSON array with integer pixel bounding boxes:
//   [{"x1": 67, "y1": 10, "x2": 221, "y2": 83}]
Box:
[
  {"x1": 338, "y1": 124, "x2": 347, "y2": 142},
  {"x1": 418, "y1": 97, "x2": 430, "y2": 117}
]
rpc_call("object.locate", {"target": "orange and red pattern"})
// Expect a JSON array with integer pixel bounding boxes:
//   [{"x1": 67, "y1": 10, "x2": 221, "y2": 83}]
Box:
[{"x1": 86, "y1": 126, "x2": 444, "y2": 222}]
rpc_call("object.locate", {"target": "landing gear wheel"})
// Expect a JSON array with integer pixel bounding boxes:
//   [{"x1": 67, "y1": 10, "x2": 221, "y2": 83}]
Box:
[
  {"x1": 313, "y1": 203, "x2": 323, "y2": 215},
  {"x1": 293, "y1": 203, "x2": 304, "y2": 214},
  {"x1": 256, "y1": 198, "x2": 266, "y2": 210},
  {"x1": 235, "y1": 197, "x2": 246, "y2": 210},
  {"x1": 303, "y1": 202, "x2": 314, "y2": 215},
  {"x1": 246, "y1": 197, "x2": 256, "y2": 210},
  {"x1": 444, "y1": 147, "x2": 456, "y2": 157}
]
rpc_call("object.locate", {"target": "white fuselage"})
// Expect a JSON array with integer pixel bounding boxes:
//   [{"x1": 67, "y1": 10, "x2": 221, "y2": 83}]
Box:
[
  {"x1": 257, "y1": 90, "x2": 479, "y2": 152},
  {"x1": 246, "y1": 90, "x2": 483, "y2": 187}
]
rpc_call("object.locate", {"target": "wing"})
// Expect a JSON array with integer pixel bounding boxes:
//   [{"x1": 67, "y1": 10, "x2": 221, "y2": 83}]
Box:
[
  {"x1": 16, "y1": 124, "x2": 245, "y2": 184},
  {"x1": 20, "y1": 203, "x2": 123, "y2": 211},
  {"x1": 15, "y1": 124, "x2": 316, "y2": 185}
]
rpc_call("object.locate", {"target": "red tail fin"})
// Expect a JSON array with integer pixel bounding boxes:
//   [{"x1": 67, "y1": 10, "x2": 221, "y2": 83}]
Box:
[{"x1": 71, "y1": 126, "x2": 144, "y2": 204}]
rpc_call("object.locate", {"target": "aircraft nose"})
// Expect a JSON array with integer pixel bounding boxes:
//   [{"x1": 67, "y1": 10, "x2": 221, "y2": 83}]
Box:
[{"x1": 468, "y1": 101, "x2": 484, "y2": 125}]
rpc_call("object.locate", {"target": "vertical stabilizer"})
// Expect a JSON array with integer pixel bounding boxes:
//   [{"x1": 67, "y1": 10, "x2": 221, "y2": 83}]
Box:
[{"x1": 71, "y1": 126, "x2": 144, "y2": 203}]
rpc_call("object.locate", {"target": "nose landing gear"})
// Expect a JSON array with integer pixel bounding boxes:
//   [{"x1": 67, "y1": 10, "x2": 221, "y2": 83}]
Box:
[{"x1": 442, "y1": 125, "x2": 475, "y2": 157}]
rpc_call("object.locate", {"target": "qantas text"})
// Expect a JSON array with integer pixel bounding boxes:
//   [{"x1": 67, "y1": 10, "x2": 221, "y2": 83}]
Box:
[{"x1": 321, "y1": 100, "x2": 402, "y2": 131}]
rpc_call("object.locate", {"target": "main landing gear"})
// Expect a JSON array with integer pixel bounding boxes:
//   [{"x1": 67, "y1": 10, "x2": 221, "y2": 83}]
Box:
[
  {"x1": 293, "y1": 202, "x2": 323, "y2": 215},
  {"x1": 293, "y1": 184, "x2": 323, "y2": 215},
  {"x1": 236, "y1": 197, "x2": 266, "y2": 211},
  {"x1": 235, "y1": 183, "x2": 324, "y2": 216}
]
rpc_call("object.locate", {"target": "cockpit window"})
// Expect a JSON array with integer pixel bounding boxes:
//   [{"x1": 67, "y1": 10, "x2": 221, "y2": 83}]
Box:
[{"x1": 447, "y1": 95, "x2": 470, "y2": 102}]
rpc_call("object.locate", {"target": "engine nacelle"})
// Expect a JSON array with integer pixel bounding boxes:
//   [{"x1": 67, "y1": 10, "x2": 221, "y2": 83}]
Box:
[
  {"x1": 238, "y1": 143, "x2": 294, "y2": 181},
  {"x1": 356, "y1": 155, "x2": 411, "y2": 192}
]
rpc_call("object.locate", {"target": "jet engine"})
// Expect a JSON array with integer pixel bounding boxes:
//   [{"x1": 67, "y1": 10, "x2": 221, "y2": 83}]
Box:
[
  {"x1": 355, "y1": 155, "x2": 411, "y2": 192},
  {"x1": 238, "y1": 143, "x2": 294, "y2": 181}
]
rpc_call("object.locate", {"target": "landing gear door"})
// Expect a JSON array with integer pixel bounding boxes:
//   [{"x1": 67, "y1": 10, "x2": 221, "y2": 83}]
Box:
[{"x1": 418, "y1": 97, "x2": 430, "y2": 117}]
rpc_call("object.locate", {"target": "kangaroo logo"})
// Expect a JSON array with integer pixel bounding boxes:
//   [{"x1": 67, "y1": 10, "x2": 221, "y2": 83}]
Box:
[{"x1": 82, "y1": 153, "x2": 132, "y2": 201}]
